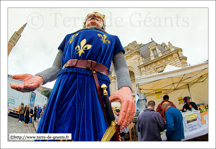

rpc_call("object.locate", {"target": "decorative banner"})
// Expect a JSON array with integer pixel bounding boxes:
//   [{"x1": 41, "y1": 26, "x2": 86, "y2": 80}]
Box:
[
  {"x1": 186, "y1": 113, "x2": 198, "y2": 132},
  {"x1": 155, "y1": 88, "x2": 163, "y2": 99},
  {"x1": 186, "y1": 113, "x2": 197, "y2": 124},
  {"x1": 178, "y1": 96, "x2": 184, "y2": 105}
]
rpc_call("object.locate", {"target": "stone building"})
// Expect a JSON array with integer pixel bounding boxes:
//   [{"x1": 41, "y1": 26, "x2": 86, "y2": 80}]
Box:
[
  {"x1": 109, "y1": 39, "x2": 188, "y2": 98},
  {"x1": 8, "y1": 23, "x2": 27, "y2": 55}
]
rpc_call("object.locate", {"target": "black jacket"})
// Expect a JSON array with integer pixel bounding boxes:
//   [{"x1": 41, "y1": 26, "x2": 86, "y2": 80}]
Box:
[
  {"x1": 30, "y1": 109, "x2": 33, "y2": 117},
  {"x1": 34, "y1": 107, "x2": 37, "y2": 115},
  {"x1": 182, "y1": 102, "x2": 198, "y2": 112},
  {"x1": 25, "y1": 109, "x2": 30, "y2": 124}
]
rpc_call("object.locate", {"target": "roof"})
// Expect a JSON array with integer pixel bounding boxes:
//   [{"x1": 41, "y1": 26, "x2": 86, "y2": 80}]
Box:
[
  {"x1": 138, "y1": 40, "x2": 179, "y2": 59},
  {"x1": 139, "y1": 41, "x2": 166, "y2": 59}
]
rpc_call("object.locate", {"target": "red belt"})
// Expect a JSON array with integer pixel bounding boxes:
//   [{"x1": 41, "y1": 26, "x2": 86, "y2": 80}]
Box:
[{"x1": 63, "y1": 59, "x2": 109, "y2": 126}]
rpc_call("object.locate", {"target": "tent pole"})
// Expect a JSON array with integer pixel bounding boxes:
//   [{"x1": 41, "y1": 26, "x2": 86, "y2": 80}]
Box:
[
  {"x1": 135, "y1": 83, "x2": 140, "y2": 111},
  {"x1": 187, "y1": 84, "x2": 194, "y2": 102},
  {"x1": 136, "y1": 83, "x2": 139, "y2": 94}
]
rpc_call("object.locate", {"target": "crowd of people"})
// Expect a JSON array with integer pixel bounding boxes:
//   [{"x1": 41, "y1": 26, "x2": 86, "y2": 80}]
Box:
[
  {"x1": 18, "y1": 103, "x2": 46, "y2": 127},
  {"x1": 137, "y1": 95, "x2": 198, "y2": 141},
  {"x1": 16, "y1": 94, "x2": 198, "y2": 141}
]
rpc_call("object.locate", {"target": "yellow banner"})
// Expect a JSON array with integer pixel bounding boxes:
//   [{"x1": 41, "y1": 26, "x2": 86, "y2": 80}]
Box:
[
  {"x1": 186, "y1": 113, "x2": 197, "y2": 124},
  {"x1": 178, "y1": 96, "x2": 184, "y2": 105},
  {"x1": 155, "y1": 88, "x2": 163, "y2": 99}
]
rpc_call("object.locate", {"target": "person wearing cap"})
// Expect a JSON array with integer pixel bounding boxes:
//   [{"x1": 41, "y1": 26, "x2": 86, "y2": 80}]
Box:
[
  {"x1": 182, "y1": 96, "x2": 198, "y2": 112},
  {"x1": 10, "y1": 12, "x2": 135, "y2": 141}
]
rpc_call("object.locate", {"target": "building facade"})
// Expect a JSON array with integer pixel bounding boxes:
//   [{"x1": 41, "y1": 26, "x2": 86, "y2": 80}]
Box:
[{"x1": 109, "y1": 39, "x2": 188, "y2": 98}]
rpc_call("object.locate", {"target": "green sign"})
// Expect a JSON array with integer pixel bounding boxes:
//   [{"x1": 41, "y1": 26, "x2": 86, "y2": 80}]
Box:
[{"x1": 8, "y1": 98, "x2": 15, "y2": 105}]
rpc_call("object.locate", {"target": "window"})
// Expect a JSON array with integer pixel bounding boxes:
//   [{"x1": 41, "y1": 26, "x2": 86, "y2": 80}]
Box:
[{"x1": 152, "y1": 49, "x2": 157, "y2": 56}]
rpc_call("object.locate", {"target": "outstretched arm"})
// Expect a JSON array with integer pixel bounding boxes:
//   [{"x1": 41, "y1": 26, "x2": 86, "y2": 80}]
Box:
[
  {"x1": 109, "y1": 52, "x2": 135, "y2": 130},
  {"x1": 10, "y1": 50, "x2": 63, "y2": 92}
]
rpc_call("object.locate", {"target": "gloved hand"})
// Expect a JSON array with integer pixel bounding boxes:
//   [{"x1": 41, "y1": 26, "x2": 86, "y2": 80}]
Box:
[
  {"x1": 10, "y1": 74, "x2": 44, "y2": 92},
  {"x1": 109, "y1": 86, "x2": 135, "y2": 130}
]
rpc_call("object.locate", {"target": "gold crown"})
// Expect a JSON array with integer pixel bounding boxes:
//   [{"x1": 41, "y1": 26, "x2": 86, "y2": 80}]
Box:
[{"x1": 83, "y1": 11, "x2": 106, "y2": 26}]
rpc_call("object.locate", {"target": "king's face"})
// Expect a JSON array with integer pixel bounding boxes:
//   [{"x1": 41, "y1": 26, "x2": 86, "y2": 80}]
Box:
[{"x1": 85, "y1": 14, "x2": 104, "y2": 29}]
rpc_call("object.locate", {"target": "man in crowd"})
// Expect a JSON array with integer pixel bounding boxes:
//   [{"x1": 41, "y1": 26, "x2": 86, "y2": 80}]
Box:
[
  {"x1": 33, "y1": 105, "x2": 37, "y2": 121},
  {"x1": 36, "y1": 105, "x2": 41, "y2": 120},
  {"x1": 40, "y1": 104, "x2": 47, "y2": 119},
  {"x1": 18, "y1": 102, "x2": 25, "y2": 123},
  {"x1": 156, "y1": 95, "x2": 176, "y2": 121},
  {"x1": 29, "y1": 107, "x2": 34, "y2": 123},
  {"x1": 24, "y1": 105, "x2": 30, "y2": 127},
  {"x1": 24, "y1": 105, "x2": 27, "y2": 122},
  {"x1": 162, "y1": 101, "x2": 184, "y2": 141},
  {"x1": 137, "y1": 100, "x2": 165, "y2": 141}
]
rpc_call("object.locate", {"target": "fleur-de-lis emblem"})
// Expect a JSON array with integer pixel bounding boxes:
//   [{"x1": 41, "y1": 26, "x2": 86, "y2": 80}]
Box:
[
  {"x1": 97, "y1": 34, "x2": 110, "y2": 44},
  {"x1": 69, "y1": 33, "x2": 79, "y2": 44},
  {"x1": 75, "y1": 39, "x2": 92, "y2": 56}
]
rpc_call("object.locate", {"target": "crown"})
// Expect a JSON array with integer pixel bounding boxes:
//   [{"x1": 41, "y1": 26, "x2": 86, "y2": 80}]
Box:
[{"x1": 83, "y1": 11, "x2": 106, "y2": 26}]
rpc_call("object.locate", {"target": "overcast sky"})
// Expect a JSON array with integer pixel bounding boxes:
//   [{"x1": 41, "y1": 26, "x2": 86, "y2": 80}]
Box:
[{"x1": 8, "y1": 8, "x2": 208, "y2": 88}]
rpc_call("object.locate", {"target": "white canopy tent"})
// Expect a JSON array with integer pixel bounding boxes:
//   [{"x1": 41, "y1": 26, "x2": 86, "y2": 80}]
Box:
[
  {"x1": 136, "y1": 62, "x2": 208, "y2": 109},
  {"x1": 163, "y1": 64, "x2": 180, "y2": 72}
]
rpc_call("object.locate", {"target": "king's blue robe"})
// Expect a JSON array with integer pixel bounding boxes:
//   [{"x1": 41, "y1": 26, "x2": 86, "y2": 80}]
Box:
[{"x1": 36, "y1": 28, "x2": 125, "y2": 141}]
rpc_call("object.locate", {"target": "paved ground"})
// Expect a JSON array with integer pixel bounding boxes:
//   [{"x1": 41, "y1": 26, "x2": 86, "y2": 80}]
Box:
[
  {"x1": 8, "y1": 115, "x2": 208, "y2": 142},
  {"x1": 8, "y1": 115, "x2": 36, "y2": 142},
  {"x1": 186, "y1": 134, "x2": 208, "y2": 141}
]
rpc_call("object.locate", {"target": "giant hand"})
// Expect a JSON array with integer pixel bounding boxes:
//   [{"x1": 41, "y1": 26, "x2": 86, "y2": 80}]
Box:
[
  {"x1": 10, "y1": 74, "x2": 44, "y2": 92},
  {"x1": 109, "y1": 86, "x2": 135, "y2": 130}
]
